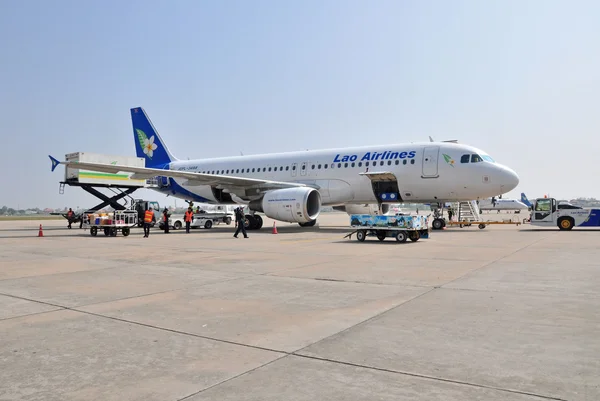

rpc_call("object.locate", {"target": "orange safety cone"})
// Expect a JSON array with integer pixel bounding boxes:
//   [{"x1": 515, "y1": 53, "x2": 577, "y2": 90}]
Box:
[
  {"x1": 272, "y1": 221, "x2": 278, "y2": 234},
  {"x1": 38, "y1": 224, "x2": 44, "y2": 237}
]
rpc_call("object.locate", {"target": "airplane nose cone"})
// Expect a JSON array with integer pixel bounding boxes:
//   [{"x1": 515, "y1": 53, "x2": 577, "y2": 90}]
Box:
[{"x1": 499, "y1": 166, "x2": 519, "y2": 193}]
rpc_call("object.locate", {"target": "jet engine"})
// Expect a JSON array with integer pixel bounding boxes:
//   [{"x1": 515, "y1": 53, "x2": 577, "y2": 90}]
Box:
[
  {"x1": 333, "y1": 204, "x2": 390, "y2": 215},
  {"x1": 248, "y1": 187, "x2": 321, "y2": 224}
]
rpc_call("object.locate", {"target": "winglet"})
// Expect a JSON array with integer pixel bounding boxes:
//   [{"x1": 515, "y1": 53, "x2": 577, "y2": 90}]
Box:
[{"x1": 49, "y1": 155, "x2": 60, "y2": 172}]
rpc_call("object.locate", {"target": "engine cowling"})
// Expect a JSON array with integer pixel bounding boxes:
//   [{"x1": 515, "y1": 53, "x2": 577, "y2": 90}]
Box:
[
  {"x1": 248, "y1": 187, "x2": 321, "y2": 223},
  {"x1": 334, "y1": 204, "x2": 390, "y2": 215}
]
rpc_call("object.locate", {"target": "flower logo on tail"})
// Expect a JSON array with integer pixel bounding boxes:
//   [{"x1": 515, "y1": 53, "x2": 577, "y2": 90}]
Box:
[
  {"x1": 442, "y1": 154, "x2": 455, "y2": 167},
  {"x1": 136, "y1": 129, "x2": 158, "y2": 159}
]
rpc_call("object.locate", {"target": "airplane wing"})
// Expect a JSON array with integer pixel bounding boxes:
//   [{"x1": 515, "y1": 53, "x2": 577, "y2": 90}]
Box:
[{"x1": 49, "y1": 156, "x2": 309, "y2": 194}]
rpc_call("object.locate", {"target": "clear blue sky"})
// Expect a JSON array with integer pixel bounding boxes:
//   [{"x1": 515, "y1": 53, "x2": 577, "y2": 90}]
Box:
[{"x1": 1, "y1": 0, "x2": 599, "y2": 209}]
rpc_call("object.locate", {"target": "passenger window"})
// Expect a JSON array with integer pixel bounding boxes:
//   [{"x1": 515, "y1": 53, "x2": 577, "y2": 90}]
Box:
[
  {"x1": 311, "y1": 165, "x2": 315, "y2": 169},
  {"x1": 280, "y1": 166, "x2": 283, "y2": 171},
  {"x1": 338, "y1": 163, "x2": 341, "y2": 168},
  {"x1": 351, "y1": 162, "x2": 355, "y2": 167},
  {"x1": 324, "y1": 164, "x2": 328, "y2": 169},
  {"x1": 410, "y1": 160, "x2": 415, "y2": 164},
  {"x1": 395, "y1": 160, "x2": 399, "y2": 165},
  {"x1": 366, "y1": 162, "x2": 370, "y2": 167},
  {"x1": 263, "y1": 168, "x2": 266, "y2": 172},
  {"x1": 358, "y1": 162, "x2": 362, "y2": 167},
  {"x1": 344, "y1": 163, "x2": 348, "y2": 168},
  {"x1": 380, "y1": 161, "x2": 384, "y2": 166},
  {"x1": 461, "y1": 154, "x2": 470, "y2": 163},
  {"x1": 292, "y1": 166, "x2": 296, "y2": 170},
  {"x1": 252, "y1": 168, "x2": 255, "y2": 172},
  {"x1": 318, "y1": 164, "x2": 322, "y2": 169},
  {"x1": 387, "y1": 160, "x2": 391, "y2": 165},
  {"x1": 268, "y1": 167, "x2": 271, "y2": 172},
  {"x1": 286, "y1": 166, "x2": 289, "y2": 171},
  {"x1": 403, "y1": 160, "x2": 407, "y2": 165},
  {"x1": 471, "y1": 154, "x2": 483, "y2": 163}
]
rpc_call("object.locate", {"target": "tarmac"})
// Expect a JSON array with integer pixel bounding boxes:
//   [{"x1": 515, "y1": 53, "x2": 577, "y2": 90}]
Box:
[{"x1": 0, "y1": 212, "x2": 598, "y2": 401}]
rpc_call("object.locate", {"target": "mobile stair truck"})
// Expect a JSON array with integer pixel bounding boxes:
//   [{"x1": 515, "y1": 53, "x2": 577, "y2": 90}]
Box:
[
  {"x1": 529, "y1": 197, "x2": 600, "y2": 230},
  {"x1": 345, "y1": 214, "x2": 431, "y2": 243}
]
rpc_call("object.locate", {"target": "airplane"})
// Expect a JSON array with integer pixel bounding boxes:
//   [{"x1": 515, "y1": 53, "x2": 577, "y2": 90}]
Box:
[
  {"x1": 49, "y1": 107, "x2": 520, "y2": 231},
  {"x1": 521, "y1": 192, "x2": 532, "y2": 208},
  {"x1": 477, "y1": 196, "x2": 529, "y2": 212}
]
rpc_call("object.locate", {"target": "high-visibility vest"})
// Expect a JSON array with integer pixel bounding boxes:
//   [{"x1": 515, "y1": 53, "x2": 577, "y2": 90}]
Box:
[
  {"x1": 185, "y1": 211, "x2": 193, "y2": 222},
  {"x1": 144, "y1": 210, "x2": 153, "y2": 223}
]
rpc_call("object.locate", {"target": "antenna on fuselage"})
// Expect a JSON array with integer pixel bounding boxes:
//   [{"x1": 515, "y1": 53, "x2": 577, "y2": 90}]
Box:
[{"x1": 429, "y1": 136, "x2": 434, "y2": 142}]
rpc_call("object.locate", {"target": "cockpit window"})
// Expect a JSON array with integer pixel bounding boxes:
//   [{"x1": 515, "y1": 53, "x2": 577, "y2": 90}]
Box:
[
  {"x1": 460, "y1": 154, "x2": 470, "y2": 163},
  {"x1": 471, "y1": 154, "x2": 483, "y2": 163},
  {"x1": 481, "y1": 155, "x2": 495, "y2": 163}
]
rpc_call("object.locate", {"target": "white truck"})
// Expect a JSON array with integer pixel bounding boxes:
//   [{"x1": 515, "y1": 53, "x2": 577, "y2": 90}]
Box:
[
  {"x1": 159, "y1": 210, "x2": 234, "y2": 230},
  {"x1": 529, "y1": 197, "x2": 600, "y2": 230}
]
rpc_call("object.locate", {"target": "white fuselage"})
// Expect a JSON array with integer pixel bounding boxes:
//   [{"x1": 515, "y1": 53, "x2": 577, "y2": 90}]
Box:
[{"x1": 153, "y1": 142, "x2": 519, "y2": 207}]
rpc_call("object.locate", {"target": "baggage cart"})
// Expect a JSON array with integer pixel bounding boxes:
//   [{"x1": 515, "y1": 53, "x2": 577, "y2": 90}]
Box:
[
  {"x1": 344, "y1": 214, "x2": 431, "y2": 243},
  {"x1": 83, "y1": 210, "x2": 138, "y2": 237}
]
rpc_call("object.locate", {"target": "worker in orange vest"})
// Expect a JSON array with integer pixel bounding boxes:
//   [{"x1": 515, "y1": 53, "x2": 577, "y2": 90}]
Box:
[
  {"x1": 143, "y1": 207, "x2": 155, "y2": 238},
  {"x1": 66, "y1": 208, "x2": 74, "y2": 229},
  {"x1": 184, "y1": 207, "x2": 194, "y2": 233}
]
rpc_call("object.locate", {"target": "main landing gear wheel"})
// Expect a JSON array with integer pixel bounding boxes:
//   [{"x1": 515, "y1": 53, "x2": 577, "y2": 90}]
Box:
[
  {"x1": 253, "y1": 215, "x2": 263, "y2": 229},
  {"x1": 298, "y1": 220, "x2": 317, "y2": 227},
  {"x1": 356, "y1": 230, "x2": 366, "y2": 242},
  {"x1": 245, "y1": 214, "x2": 264, "y2": 230},
  {"x1": 432, "y1": 218, "x2": 445, "y2": 230},
  {"x1": 395, "y1": 231, "x2": 408, "y2": 243}
]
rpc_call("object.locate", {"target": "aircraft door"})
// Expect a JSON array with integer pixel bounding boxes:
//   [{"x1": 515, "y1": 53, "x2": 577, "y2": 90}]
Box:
[
  {"x1": 291, "y1": 163, "x2": 297, "y2": 177},
  {"x1": 300, "y1": 162, "x2": 307, "y2": 176},
  {"x1": 422, "y1": 146, "x2": 440, "y2": 178}
]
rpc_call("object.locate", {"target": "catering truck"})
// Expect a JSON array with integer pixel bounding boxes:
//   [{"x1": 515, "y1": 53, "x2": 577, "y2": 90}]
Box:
[{"x1": 529, "y1": 197, "x2": 600, "y2": 230}]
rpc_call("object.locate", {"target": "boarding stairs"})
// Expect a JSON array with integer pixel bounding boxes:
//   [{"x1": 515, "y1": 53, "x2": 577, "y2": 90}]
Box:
[{"x1": 450, "y1": 200, "x2": 481, "y2": 223}]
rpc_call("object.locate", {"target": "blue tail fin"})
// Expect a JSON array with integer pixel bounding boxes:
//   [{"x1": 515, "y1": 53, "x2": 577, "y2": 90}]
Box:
[
  {"x1": 48, "y1": 155, "x2": 60, "y2": 172},
  {"x1": 520, "y1": 192, "x2": 531, "y2": 207},
  {"x1": 131, "y1": 107, "x2": 177, "y2": 168}
]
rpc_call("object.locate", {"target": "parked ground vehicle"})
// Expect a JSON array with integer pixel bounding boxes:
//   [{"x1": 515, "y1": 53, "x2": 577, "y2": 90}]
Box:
[
  {"x1": 345, "y1": 214, "x2": 430, "y2": 243},
  {"x1": 83, "y1": 210, "x2": 138, "y2": 237},
  {"x1": 529, "y1": 197, "x2": 599, "y2": 230},
  {"x1": 159, "y1": 210, "x2": 234, "y2": 230}
]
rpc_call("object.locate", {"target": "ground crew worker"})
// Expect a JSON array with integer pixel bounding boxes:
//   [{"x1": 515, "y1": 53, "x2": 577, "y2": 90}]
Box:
[
  {"x1": 66, "y1": 208, "x2": 74, "y2": 229},
  {"x1": 448, "y1": 208, "x2": 454, "y2": 221},
  {"x1": 184, "y1": 207, "x2": 194, "y2": 233},
  {"x1": 162, "y1": 208, "x2": 170, "y2": 233},
  {"x1": 233, "y1": 206, "x2": 248, "y2": 238},
  {"x1": 143, "y1": 207, "x2": 155, "y2": 238}
]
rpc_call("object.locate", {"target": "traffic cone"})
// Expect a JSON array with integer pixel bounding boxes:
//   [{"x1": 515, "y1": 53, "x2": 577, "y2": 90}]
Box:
[
  {"x1": 38, "y1": 224, "x2": 44, "y2": 237},
  {"x1": 272, "y1": 221, "x2": 278, "y2": 234}
]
